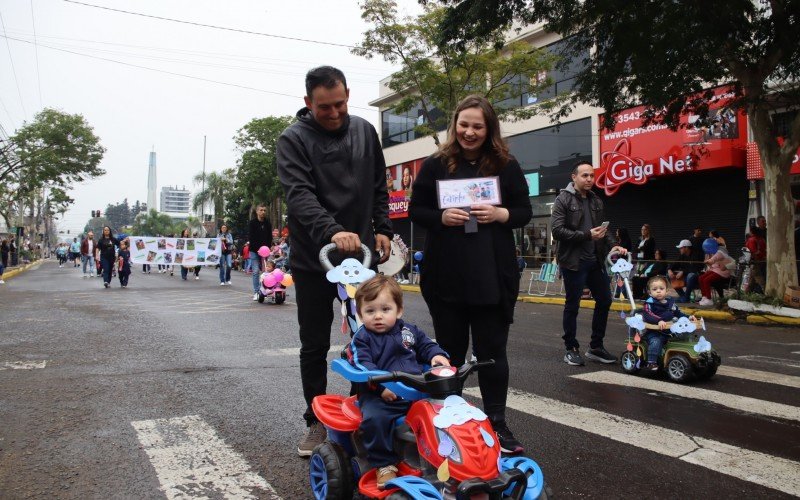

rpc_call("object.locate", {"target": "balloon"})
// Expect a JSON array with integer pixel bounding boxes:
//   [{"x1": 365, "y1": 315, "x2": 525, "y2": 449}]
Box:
[
  {"x1": 414, "y1": 251, "x2": 423, "y2": 262},
  {"x1": 281, "y1": 274, "x2": 294, "y2": 287},
  {"x1": 262, "y1": 272, "x2": 277, "y2": 287},
  {"x1": 257, "y1": 245, "x2": 270, "y2": 257},
  {"x1": 702, "y1": 238, "x2": 719, "y2": 255},
  {"x1": 272, "y1": 269, "x2": 284, "y2": 282}
]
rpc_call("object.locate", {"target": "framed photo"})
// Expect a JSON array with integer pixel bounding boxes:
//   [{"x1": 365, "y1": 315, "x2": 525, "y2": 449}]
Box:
[{"x1": 436, "y1": 176, "x2": 501, "y2": 209}]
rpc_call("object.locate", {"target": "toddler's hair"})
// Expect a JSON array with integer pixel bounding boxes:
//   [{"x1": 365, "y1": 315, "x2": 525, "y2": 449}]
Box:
[
  {"x1": 265, "y1": 259, "x2": 276, "y2": 270},
  {"x1": 355, "y1": 275, "x2": 403, "y2": 314},
  {"x1": 119, "y1": 240, "x2": 128, "y2": 249},
  {"x1": 647, "y1": 275, "x2": 669, "y2": 291}
]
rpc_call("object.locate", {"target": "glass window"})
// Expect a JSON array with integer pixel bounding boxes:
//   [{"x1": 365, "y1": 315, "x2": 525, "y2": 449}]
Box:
[
  {"x1": 506, "y1": 118, "x2": 592, "y2": 193},
  {"x1": 381, "y1": 103, "x2": 446, "y2": 148}
]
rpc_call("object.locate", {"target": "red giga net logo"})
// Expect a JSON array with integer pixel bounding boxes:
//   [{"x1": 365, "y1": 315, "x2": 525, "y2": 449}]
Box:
[{"x1": 596, "y1": 139, "x2": 652, "y2": 195}]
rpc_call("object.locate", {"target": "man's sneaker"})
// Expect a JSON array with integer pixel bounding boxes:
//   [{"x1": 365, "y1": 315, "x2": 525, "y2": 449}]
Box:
[
  {"x1": 563, "y1": 348, "x2": 585, "y2": 366},
  {"x1": 103, "y1": 282, "x2": 109, "y2": 288},
  {"x1": 376, "y1": 465, "x2": 398, "y2": 489},
  {"x1": 220, "y1": 282, "x2": 225, "y2": 286},
  {"x1": 492, "y1": 421, "x2": 524, "y2": 454},
  {"x1": 226, "y1": 281, "x2": 232, "y2": 285},
  {"x1": 585, "y1": 346, "x2": 617, "y2": 364},
  {"x1": 195, "y1": 276, "x2": 200, "y2": 280},
  {"x1": 253, "y1": 292, "x2": 259, "y2": 301},
  {"x1": 297, "y1": 422, "x2": 327, "y2": 457}
]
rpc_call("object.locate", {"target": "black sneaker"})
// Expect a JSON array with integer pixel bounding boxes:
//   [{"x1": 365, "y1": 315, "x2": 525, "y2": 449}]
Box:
[
  {"x1": 492, "y1": 421, "x2": 524, "y2": 454},
  {"x1": 563, "y1": 348, "x2": 585, "y2": 366},
  {"x1": 585, "y1": 346, "x2": 617, "y2": 364}
]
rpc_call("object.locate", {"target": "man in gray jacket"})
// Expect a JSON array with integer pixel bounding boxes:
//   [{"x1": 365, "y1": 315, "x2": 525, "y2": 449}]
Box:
[
  {"x1": 277, "y1": 66, "x2": 392, "y2": 457},
  {"x1": 551, "y1": 161, "x2": 626, "y2": 366}
]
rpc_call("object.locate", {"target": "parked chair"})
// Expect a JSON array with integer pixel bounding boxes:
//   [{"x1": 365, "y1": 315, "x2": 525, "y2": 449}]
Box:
[{"x1": 528, "y1": 262, "x2": 561, "y2": 296}]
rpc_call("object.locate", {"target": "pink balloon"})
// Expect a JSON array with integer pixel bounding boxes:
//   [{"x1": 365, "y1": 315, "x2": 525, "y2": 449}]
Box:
[
  {"x1": 272, "y1": 269, "x2": 284, "y2": 282},
  {"x1": 262, "y1": 273, "x2": 278, "y2": 288},
  {"x1": 257, "y1": 246, "x2": 270, "y2": 257}
]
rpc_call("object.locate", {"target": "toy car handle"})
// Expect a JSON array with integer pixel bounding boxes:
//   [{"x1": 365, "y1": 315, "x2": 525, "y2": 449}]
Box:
[
  {"x1": 642, "y1": 318, "x2": 706, "y2": 331},
  {"x1": 607, "y1": 249, "x2": 636, "y2": 312},
  {"x1": 605, "y1": 249, "x2": 631, "y2": 267},
  {"x1": 318, "y1": 242, "x2": 372, "y2": 272},
  {"x1": 367, "y1": 360, "x2": 495, "y2": 391}
]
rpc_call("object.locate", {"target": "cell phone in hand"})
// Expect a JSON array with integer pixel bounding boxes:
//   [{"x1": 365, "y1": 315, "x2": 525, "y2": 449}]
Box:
[{"x1": 600, "y1": 221, "x2": 610, "y2": 229}]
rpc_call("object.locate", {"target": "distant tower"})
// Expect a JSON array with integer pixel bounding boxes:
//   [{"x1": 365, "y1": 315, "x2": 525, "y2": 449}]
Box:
[{"x1": 147, "y1": 151, "x2": 157, "y2": 213}]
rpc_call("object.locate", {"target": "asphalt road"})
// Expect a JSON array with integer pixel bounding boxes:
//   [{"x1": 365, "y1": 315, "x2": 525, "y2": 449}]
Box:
[{"x1": 1, "y1": 261, "x2": 799, "y2": 499}]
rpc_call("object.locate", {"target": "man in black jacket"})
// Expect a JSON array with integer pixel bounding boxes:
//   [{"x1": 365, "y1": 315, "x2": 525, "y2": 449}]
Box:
[
  {"x1": 248, "y1": 204, "x2": 272, "y2": 299},
  {"x1": 551, "y1": 161, "x2": 626, "y2": 367},
  {"x1": 277, "y1": 66, "x2": 392, "y2": 457}
]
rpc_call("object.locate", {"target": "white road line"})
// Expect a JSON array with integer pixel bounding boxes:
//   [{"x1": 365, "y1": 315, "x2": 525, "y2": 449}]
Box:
[
  {"x1": 464, "y1": 387, "x2": 800, "y2": 497},
  {"x1": 570, "y1": 371, "x2": 800, "y2": 422},
  {"x1": 262, "y1": 344, "x2": 347, "y2": 357},
  {"x1": 717, "y1": 365, "x2": 800, "y2": 389},
  {"x1": 132, "y1": 415, "x2": 280, "y2": 499},
  {"x1": 729, "y1": 355, "x2": 800, "y2": 369},
  {"x1": 0, "y1": 360, "x2": 47, "y2": 370},
  {"x1": 759, "y1": 342, "x2": 800, "y2": 346}
]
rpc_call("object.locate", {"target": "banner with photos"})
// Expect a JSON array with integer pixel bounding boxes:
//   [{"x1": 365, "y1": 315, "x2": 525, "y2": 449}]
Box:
[{"x1": 129, "y1": 237, "x2": 222, "y2": 266}]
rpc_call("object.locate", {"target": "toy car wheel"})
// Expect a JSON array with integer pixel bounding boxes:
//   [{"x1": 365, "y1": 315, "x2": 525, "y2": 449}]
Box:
[
  {"x1": 386, "y1": 492, "x2": 413, "y2": 500},
  {"x1": 257, "y1": 292, "x2": 265, "y2": 303},
  {"x1": 309, "y1": 441, "x2": 354, "y2": 500},
  {"x1": 274, "y1": 292, "x2": 285, "y2": 304},
  {"x1": 696, "y1": 363, "x2": 718, "y2": 380},
  {"x1": 666, "y1": 354, "x2": 693, "y2": 383},
  {"x1": 620, "y1": 351, "x2": 640, "y2": 374}
]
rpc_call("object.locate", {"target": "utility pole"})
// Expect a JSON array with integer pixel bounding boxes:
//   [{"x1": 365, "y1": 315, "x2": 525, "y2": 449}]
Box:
[{"x1": 201, "y1": 135, "x2": 206, "y2": 226}]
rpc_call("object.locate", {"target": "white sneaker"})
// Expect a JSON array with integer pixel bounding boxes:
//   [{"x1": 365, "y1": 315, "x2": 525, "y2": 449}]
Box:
[
  {"x1": 195, "y1": 276, "x2": 199, "y2": 280},
  {"x1": 0, "y1": 280, "x2": 5, "y2": 284},
  {"x1": 226, "y1": 281, "x2": 232, "y2": 285},
  {"x1": 90, "y1": 273, "x2": 95, "y2": 277},
  {"x1": 697, "y1": 297, "x2": 714, "y2": 307},
  {"x1": 220, "y1": 282, "x2": 225, "y2": 286},
  {"x1": 253, "y1": 292, "x2": 259, "y2": 301}
]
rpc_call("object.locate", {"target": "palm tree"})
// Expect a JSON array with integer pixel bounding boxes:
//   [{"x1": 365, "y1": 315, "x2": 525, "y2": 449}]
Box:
[
  {"x1": 172, "y1": 216, "x2": 204, "y2": 237},
  {"x1": 132, "y1": 209, "x2": 175, "y2": 236},
  {"x1": 192, "y1": 169, "x2": 233, "y2": 230}
]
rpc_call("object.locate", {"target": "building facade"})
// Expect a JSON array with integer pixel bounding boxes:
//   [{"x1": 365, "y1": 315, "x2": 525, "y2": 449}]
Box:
[{"x1": 160, "y1": 186, "x2": 191, "y2": 220}]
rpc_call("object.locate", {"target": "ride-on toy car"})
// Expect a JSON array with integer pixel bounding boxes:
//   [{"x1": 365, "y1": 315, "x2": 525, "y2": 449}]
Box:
[
  {"x1": 309, "y1": 359, "x2": 549, "y2": 499},
  {"x1": 608, "y1": 251, "x2": 722, "y2": 383},
  {"x1": 257, "y1": 268, "x2": 292, "y2": 304}
]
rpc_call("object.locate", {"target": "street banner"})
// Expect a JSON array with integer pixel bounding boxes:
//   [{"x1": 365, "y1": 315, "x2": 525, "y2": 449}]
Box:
[{"x1": 129, "y1": 236, "x2": 222, "y2": 266}]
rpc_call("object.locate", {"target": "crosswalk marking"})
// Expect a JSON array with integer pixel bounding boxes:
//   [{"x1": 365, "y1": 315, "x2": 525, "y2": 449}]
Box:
[
  {"x1": 729, "y1": 355, "x2": 800, "y2": 369},
  {"x1": 717, "y1": 365, "x2": 800, "y2": 389},
  {"x1": 132, "y1": 415, "x2": 281, "y2": 499},
  {"x1": 570, "y1": 371, "x2": 800, "y2": 422},
  {"x1": 0, "y1": 360, "x2": 47, "y2": 370},
  {"x1": 464, "y1": 387, "x2": 800, "y2": 497}
]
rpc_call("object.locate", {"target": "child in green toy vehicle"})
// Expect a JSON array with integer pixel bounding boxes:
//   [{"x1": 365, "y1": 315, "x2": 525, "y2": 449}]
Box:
[{"x1": 641, "y1": 276, "x2": 697, "y2": 372}]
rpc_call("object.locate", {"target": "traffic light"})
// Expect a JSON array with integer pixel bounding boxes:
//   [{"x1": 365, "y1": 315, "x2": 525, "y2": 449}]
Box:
[
  {"x1": 91, "y1": 210, "x2": 96, "y2": 217},
  {"x1": 96, "y1": 210, "x2": 101, "y2": 218}
]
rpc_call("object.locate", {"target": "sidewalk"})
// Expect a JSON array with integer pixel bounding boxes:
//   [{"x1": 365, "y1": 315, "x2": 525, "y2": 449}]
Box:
[
  {"x1": 2, "y1": 260, "x2": 43, "y2": 281},
  {"x1": 398, "y1": 283, "x2": 800, "y2": 327}
]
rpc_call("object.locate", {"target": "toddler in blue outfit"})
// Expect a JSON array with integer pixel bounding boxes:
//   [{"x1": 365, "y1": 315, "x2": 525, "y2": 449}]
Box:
[
  {"x1": 641, "y1": 276, "x2": 696, "y2": 371},
  {"x1": 351, "y1": 275, "x2": 449, "y2": 489}
]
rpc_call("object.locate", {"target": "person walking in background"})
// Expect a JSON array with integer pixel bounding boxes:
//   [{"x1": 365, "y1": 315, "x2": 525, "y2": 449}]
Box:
[
  {"x1": 117, "y1": 239, "x2": 131, "y2": 288},
  {"x1": 248, "y1": 205, "x2": 273, "y2": 300},
  {"x1": 80, "y1": 232, "x2": 96, "y2": 278},
  {"x1": 96, "y1": 226, "x2": 119, "y2": 288},
  {"x1": 69, "y1": 237, "x2": 81, "y2": 267},
  {"x1": 9, "y1": 235, "x2": 17, "y2": 266},
  {"x1": 409, "y1": 94, "x2": 532, "y2": 453},
  {"x1": 551, "y1": 161, "x2": 627, "y2": 367},
  {"x1": 276, "y1": 66, "x2": 391, "y2": 457},
  {"x1": 218, "y1": 224, "x2": 234, "y2": 286},
  {"x1": 242, "y1": 242, "x2": 251, "y2": 273},
  {"x1": 1, "y1": 238, "x2": 9, "y2": 269}
]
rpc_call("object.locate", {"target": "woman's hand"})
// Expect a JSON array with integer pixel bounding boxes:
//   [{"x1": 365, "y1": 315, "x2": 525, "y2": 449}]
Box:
[
  {"x1": 470, "y1": 204, "x2": 509, "y2": 224},
  {"x1": 442, "y1": 208, "x2": 470, "y2": 226}
]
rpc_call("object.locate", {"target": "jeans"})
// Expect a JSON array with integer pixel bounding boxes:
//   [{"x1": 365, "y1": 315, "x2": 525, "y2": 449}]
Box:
[
  {"x1": 243, "y1": 258, "x2": 251, "y2": 272},
  {"x1": 181, "y1": 266, "x2": 189, "y2": 280},
  {"x1": 358, "y1": 392, "x2": 411, "y2": 467},
  {"x1": 561, "y1": 259, "x2": 612, "y2": 350},
  {"x1": 293, "y1": 269, "x2": 339, "y2": 425},
  {"x1": 644, "y1": 331, "x2": 667, "y2": 363},
  {"x1": 100, "y1": 256, "x2": 114, "y2": 284},
  {"x1": 681, "y1": 272, "x2": 699, "y2": 301},
  {"x1": 82, "y1": 255, "x2": 95, "y2": 275},
  {"x1": 219, "y1": 254, "x2": 232, "y2": 283},
  {"x1": 249, "y1": 255, "x2": 263, "y2": 292}
]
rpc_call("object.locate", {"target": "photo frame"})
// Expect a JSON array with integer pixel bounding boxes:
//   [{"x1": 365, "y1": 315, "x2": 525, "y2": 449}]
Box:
[{"x1": 436, "y1": 176, "x2": 501, "y2": 209}]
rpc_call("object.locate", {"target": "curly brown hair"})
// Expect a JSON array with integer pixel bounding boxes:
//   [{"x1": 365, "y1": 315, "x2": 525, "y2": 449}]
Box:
[{"x1": 355, "y1": 275, "x2": 403, "y2": 315}]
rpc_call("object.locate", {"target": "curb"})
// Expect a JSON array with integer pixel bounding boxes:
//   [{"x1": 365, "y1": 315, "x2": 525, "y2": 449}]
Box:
[
  {"x1": 2, "y1": 261, "x2": 42, "y2": 280},
  {"x1": 399, "y1": 283, "x2": 800, "y2": 325}
]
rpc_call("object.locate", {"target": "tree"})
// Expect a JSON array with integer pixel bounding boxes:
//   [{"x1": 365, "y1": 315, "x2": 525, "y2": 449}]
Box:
[
  {"x1": 131, "y1": 209, "x2": 175, "y2": 237},
  {"x1": 192, "y1": 169, "x2": 234, "y2": 229},
  {"x1": 104, "y1": 198, "x2": 132, "y2": 230},
  {"x1": 352, "y1": 0, "x2": 556, "y2": 146},
  {"x1": 437, "y1": 0, "x2": 800, "y2": 296},
  {"x1": 231, "y1": 116, "x2": 295, "y2": 231}
]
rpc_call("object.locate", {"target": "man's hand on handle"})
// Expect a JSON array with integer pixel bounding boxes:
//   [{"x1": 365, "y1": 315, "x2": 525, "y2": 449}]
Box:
[
  {"x1": 331, "y1": 232, "x2": 361, "y2": 254},
  {"x1": 375, "y1": 234, "x2": 391, "y2": 264}
]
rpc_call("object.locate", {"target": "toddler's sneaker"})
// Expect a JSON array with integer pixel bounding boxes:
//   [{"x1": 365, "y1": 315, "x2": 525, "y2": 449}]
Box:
[
  {"x1": 646, "y1": 362, "x2": 659, "y2": 372},
  {"x1": 376, "y1": 465, "x2": 398, "y2": 489},
  {"x1": 0, "y1": 279, "x2": 5, "y2": 284}
]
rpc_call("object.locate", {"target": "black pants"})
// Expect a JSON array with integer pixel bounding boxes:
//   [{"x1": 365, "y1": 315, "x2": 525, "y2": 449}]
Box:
[
  {"x1": 293, "y1": 269, "x2": 339, "y2": 425},
  {"x1": 119, "y1": 271, "x2": 129, "y2": 287},
  {"x1": 359, "y1": 392, "x2": 411, "y2": 467},
  {"x1": 430, "y1": 300, "x2": 510, "y2": 423},
  {"x1": 561, "y1": 259, "x2": 612, "y2": 350}
]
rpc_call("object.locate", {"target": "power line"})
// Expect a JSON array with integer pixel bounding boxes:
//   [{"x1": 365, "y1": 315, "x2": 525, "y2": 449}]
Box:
[
  {"x1": 63, "y1": 0, "x2": 356, "y2": 49},
  {"x1": 0, "y1": 34, "x2": 375, "y2": 112},
  {"x1": 29, "y1": 0, "x2": 43, "y2": 109},
  {"x1": 0, "y1": 9, "x2": 27, "y2": 119}
]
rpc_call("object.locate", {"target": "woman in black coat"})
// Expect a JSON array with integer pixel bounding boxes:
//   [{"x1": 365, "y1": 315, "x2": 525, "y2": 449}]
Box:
[{"x1": 409, "y1": 95, "x2": 532, "y2": 454}]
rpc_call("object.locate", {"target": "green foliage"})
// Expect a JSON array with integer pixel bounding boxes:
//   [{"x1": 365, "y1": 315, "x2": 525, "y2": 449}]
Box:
[
  {"x1": 353, "y1": 0, "x2": 556, "y2": 145},
  {"x1": 131, "y1": 209, "x2": 175, "y2": 237},
  {"x1": 192, "y1": 169, "x2": 234, "y2": 229},
  {"x1": 104, "y1": 198, "x2": 132, "y2": 230},
  {"x1": 228, "y1": 115, "x2": 295, "y2": 232}
]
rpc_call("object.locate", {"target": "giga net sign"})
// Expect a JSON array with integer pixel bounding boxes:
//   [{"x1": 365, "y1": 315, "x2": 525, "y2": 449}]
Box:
[{"x1": 596, "y1": 85, "x2": 747, "y2": 195}]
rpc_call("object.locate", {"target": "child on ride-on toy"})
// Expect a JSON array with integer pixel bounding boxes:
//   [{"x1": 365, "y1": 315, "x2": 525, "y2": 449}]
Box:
[
  {"x1": 641, "y1": 276, "x2": 696, "y2": 371},
  {"x1": 351, "y1": 275, "x2": 450, "y2": 490}
]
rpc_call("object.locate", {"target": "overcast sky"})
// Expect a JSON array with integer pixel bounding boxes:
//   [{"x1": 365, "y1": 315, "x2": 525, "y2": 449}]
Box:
[{"x1": 0, "y1": 0, "x2": 419, "y2": 236}]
